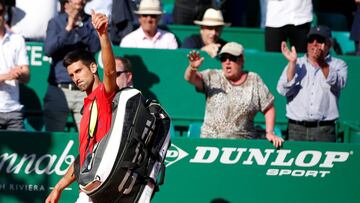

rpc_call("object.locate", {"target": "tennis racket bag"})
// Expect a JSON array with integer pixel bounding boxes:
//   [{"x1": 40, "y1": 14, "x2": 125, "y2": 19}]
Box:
[{"x1": 74, "y1": 88, "x2": 171, "y2": 203}]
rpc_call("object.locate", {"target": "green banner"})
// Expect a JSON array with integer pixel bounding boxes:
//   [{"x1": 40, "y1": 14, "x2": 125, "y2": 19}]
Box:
[
  {"x1": 0, "y1": 132, "x2": 78, "y2": 203},
  {"x1": 1, "y1": 131, "x2": 359, "y2": 203}
]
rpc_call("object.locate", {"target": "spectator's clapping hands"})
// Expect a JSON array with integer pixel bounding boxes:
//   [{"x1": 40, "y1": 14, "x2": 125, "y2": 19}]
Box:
[
  {"x1": 0, "y1": 66, "x2": 24, "y2": 82},
  {"x1": 64, "y1": 1, "x2": 82, "y2": 30},
  {"x1": 281, "y1": 41, "x2": 297, "y2": 63},
  {"x1": 9, "y1": 66, "x2": 24, "y2": 80},
  {"x1": 266, "y1": 132, "x2": 284, "y2": 148},
  {"x1": 187, "y1": 50, "x2": 204, "y2": 71},
  {"x1": 91, "y1": 10, "x2": 108, "y2": 36},
  {"x1": 310, "y1": 43, "x2": 326, "y2": 61},
  {"x1": 201, "y1": 43, "x2": 221, "y2": 58}
]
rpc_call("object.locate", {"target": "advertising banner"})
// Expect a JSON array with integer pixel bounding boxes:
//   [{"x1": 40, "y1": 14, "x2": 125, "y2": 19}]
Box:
[{"x1": 1, "y1": 132, "x2": 360, "y2": 203}]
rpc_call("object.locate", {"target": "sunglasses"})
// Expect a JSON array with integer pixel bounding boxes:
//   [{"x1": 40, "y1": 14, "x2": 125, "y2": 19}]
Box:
[
  {"x1": 307, "y1": 35, "x2": 326, "y2": 44},
  {"x1": 0, "y1": 9, "x2": 4, "y2": 16},
  {"x1": 116, "y1": 70, "x2": 129, "y2": 76},
  {"x1": 141, "y1": 14, "x2": 157, "y2": 18},
  {"x1": 219, "y1": 54, "x2": 240, "y2": 62}
]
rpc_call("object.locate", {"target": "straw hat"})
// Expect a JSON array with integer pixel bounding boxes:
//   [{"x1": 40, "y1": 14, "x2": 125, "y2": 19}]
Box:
[
  {"x1": 134, "y1": 0, "x2": 163, "y2": 15},
  {"x1": 194, "y1": 8, "x2": 230, "y2": 26}
]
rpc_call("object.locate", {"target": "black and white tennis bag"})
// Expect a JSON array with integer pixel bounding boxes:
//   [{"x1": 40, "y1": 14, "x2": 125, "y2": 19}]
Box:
[{"x1": 74, "y1": 88, "x2": 171, "y2": 203}]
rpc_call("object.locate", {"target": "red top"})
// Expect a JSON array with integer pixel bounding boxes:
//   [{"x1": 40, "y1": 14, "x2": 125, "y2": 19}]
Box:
[{"x1": 78, "y1": 83, "x2": 116, "y2": 167}]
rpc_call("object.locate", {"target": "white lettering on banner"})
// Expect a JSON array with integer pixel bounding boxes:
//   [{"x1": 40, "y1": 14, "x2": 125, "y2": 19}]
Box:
[
  {"x1": 271, "y1": 150, "x2": 294, "y2": 166},
  {"x1": 176, "y1": 146, "x2": 354, "y2": 178},
  {"x1": 189, "y1": 146, "x2": 352, "y2": 168},
  {"x1": 190, "y1": 147, "x2": 219, "y2": 163},
  {"x1": 7, "y1": 184, "x2": 45, "y2": 191},
  {"x1": 295, "y1": 151, "x2": 322, "y2": 167},
  {"x1": 26, "y1": 45, "x2": 43, "y2": 66},
  {"x1": 242, "y1": 149, "x2": 275, "y2": 165},
  {"x1": 34, "y1": 154, "x2": 57, "y2": 174},
  {"x1": 220, "y1": 148, "x2": 247, "y2": 164},
  {"x1": 0, "y1": 141, "x2": 75, "y2": 176},
  {"x1": 52, "y1": 141, "x2": 75, "y2": 175},
  {"x1": 319, "y1": 151, "x2": 350, "y2": 168},
  {"x1": 7, "y1": 154, "x2": 37, "y2": 174},
  {"x1": 266, "y1": 169, "x2": 331, "y2": 177}
]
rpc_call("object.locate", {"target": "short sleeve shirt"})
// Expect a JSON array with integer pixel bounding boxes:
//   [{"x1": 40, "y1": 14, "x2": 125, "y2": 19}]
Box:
[
  {"x1": 79, "y1": 83, "x2": 115, "y2": 166},
  {"x1": 200, "y1": 69, "x2": 274, "y2": 139},
  {"x1": 0, "y1": 30, "x2": 29, "y2": 112}
]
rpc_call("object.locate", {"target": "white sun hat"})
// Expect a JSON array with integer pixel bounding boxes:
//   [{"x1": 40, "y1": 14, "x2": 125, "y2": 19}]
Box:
[
  {"x1": 219, "y1": 42, "x2": 244, "y2": 56},
  {"x1": 134, "y1": 0, "x2": 163, "y2": 15},
  {"x1": 194, "y1": 8, "x2": 230, "y2": 26}
]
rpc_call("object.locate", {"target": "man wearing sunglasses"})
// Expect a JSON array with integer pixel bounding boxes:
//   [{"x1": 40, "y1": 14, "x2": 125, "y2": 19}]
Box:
[
  {"x1": 277, "y1": 25, "x2": 348, "y2": 142},
  {"x1": 184, "y1": 42, "x2": 284, "y2": 148},
  {"x1": 120, "y1": 0, "x2": 178, "y2": 49},
  {"x1": 115, "y1": 56, "x2": 133, "y2": 89}
]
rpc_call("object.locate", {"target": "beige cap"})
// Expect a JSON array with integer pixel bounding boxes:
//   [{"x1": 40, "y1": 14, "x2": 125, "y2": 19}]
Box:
[
  {"x1": 134, "y1": 0, "x2": 163, "y2": 15},
  {"x1": 194, "y1": 8, "x2": 230, "y2": 26},
  {"x1": 219, "y1": 42, "x2": 244, "y2": 56}
]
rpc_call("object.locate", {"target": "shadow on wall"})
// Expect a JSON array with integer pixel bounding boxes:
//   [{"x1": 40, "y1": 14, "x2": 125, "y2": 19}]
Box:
[
  {"x1": 19, "y1": 84, "x2": 44, "y2": 131},
  {"x1": 211, "y1": 198, "x2": 231, "y2": 203},
  {"x1": 123, "y1": 54, "x2": 160, "y2": 101}
]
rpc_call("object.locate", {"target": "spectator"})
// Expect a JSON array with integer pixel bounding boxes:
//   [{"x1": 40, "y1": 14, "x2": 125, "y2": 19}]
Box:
[
  {"x1": 110, "y1": 0, "x2": 138, "y2": 45},
  {"x1": 10, "y1": 0, "x2": 57, "y2": 41},
  {"x1": 184, "y1": 42, "x2": 283, "y2": 148},
  {"x1": 181, "y1": 8, "x2": 229, "y2": 58},
  {"x1": 3, "y1": 0, "x2": 14, "y2": 26},
  {"x1": 219, "y1": 0, "x2": 246, "y2": 27},
  {"x1": 313, "y1": 0, "x2": 356, "y2": 31},
  {"x1": 43, "y1": 0, "x2": 100, "y2": 132},
  {"x1": 277, "y1": 25, "x2": 348, "y2": 142},
  {"x1": 0, "y1": 0, "x2": 29, "y2": 130},
  {"x1": 120, "y1": 0, "x2": 178, "y2": 49},
  {"x1": 45, "y1": 11, "x2": 117, "y2": 203},
  {"x1": 172, "y1": 0, "x2": 213, "y2": 25},
  {"x1": 265, "y1": 0, "x2": 313, "y2": 53},
  {"x1": 259, "y1": 0, "x2": 267, "y2": 28},
  {"x1": 350, "y1": 0, "x2": 360, "y2": 55},
  {"x1": 115, "y1": 56, "x2": 133, "y2": 89}
]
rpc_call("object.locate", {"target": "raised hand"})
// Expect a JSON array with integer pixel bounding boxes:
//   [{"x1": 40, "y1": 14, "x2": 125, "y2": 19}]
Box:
[
  {"x1": 65, "y1": 1, "x2": 81, "y2": 31},
  {"x1": 187, "y1": 50, "x2": 204, "y2": 70},
  {"x1": 281, "y1": 41, "x2": 297, "y2": 63},
  {"x1": 91, "y1": 10, "x2": 108, "y2": 36}
]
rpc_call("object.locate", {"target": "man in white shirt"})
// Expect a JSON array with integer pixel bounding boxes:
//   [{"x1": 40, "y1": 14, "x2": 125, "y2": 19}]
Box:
[
  {"x1": 11, "y1": 0, "x2": 57, "y2": 41},
  {"x1": 0, "y1": 0, "x2": 29, "y2": 130},
  {"x1": 120, "y1": 0, "x2": 178, "y2": 49},
  {"x1": 265, "y1": 0, "x2": 313, "y2": 53},
  {"x1": 277, "y1": 25, "x2": 348, "y2": 142}
]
